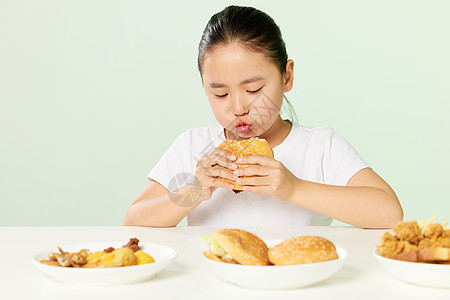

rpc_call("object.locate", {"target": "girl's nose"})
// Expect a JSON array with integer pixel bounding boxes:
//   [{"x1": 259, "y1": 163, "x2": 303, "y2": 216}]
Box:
[{"x1": 231, "y1": 95, "x2": 250, "y2": 116}]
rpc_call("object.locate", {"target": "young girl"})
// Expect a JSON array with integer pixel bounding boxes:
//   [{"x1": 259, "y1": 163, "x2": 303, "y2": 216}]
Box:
[{"x1": 123, "y1": 6, "x2": 403, "y2": 228}]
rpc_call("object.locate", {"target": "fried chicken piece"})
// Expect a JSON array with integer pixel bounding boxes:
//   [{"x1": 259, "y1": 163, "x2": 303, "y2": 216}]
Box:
[
  {"x1": 392, "y1": 221, "x2": 423, "y2": 244},
  {"x1": 418, "y1": 238, "x2": 432, "y2": 249},
  {"x1": 377, "y1": 232, "x2": 397, "y2": 257},
  {"x1": 47, "y1": 248, "x2": 91, "y2": 267},
  {"x1": 418, "y1": 225, "x2": 450, "y2": 249},
  {"x1": 423, "y1": 223, "x2": 445, "y2": 239},
  {"x1": 381, "y1": 231, "x2": 397, "y2": 244},
  {"x1": 69, "y1": 249, "x2": 90, "y2": 267},
  {"x1": 439, "y1": 236, "x2": 450, "y2": 248},
  {"x1": 40, "y1": 259, "x2": 62, "y2": 266},
  {"x1": 428, "y1": 236, "x2": 450, "y2": 248},
  {"x1": 400, "y1": 240, "x2": 418, "y2": 253},
  {"x1": 377, "y1": 232, "x2": 418, "y2": 257},
  {"x1": 53, "y1": 247, "x2": 72, "y2": 267},
  {"x1": 377, "y1": 232, "x2": 399, "y2": 257}
]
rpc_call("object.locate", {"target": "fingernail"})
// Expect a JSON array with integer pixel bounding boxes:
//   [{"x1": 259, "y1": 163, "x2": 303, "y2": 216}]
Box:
[
  {"x1": 233, "y1": 170, "x2": 239, "y2": 175},
  {"x1": 233, "y1": 174, "x2": 238, "y2": 179},
  {"x1": 229, "y1": 155, "x2": 236, "y2": 161},
  {"x1": 230, "y1": 163, "x2": 237, "y2": 169},
  {"x1": 236, "y1": 158, "x2": 243, "y2": 163},
  {"x1": 236, "y1": 179, "x2": 241, "y2": 184}
]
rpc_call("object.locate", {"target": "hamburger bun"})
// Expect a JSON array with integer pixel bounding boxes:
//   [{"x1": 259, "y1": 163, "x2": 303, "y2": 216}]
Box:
[
  {"x1": 269, "y1": 236, "x2": 338, "y2": 265},
  {"x1": 204, "y1": 229, "x2": 271, "y2": 266},
  {"x1": 215, "y1": 138, "x2": 273, "y2": 193}
]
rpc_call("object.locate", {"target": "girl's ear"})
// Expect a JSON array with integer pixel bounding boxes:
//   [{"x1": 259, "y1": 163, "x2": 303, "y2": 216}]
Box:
[{"x1": 283, "y1": 59, "x2": 294, "y2": 92}]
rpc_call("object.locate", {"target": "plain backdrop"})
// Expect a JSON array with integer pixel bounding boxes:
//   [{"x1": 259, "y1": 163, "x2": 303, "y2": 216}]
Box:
[{"x1": 1, "y1": 0, "x2": 449, "y2": 226}]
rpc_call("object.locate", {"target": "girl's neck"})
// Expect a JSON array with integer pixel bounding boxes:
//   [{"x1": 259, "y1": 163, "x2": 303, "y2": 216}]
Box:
[{"x1": 225, "y1": 116, "x2": 292, "y2": 149}]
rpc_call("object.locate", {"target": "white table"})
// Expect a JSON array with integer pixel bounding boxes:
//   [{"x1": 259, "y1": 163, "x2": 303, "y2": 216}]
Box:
[{"x1": 1, "y1": 226, "x2": 449, "y2": 300}]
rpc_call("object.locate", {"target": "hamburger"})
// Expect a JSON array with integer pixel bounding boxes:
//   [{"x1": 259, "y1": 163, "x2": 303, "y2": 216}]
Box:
[
  {"x1": 268, "y1": 236, "x2": 339, "y2": 265},
  {"x1": 202, "y1": 229, "x2": 271, "y2": 266},
  {"x1": 215, "y1": 137, "x2": 274, "y2": 193}
]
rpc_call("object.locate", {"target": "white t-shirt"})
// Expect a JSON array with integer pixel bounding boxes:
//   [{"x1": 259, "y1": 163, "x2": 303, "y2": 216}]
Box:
[{"x1": 148, "y1": 124, "x2": 369, "y2": 227}]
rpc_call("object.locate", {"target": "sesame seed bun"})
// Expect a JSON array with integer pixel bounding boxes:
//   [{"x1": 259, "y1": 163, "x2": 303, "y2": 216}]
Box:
[
  {"x1": 211, "y1": 229, "x2": 271, "y2": 266},
  {"x1": 215, "y1": 138, "x2": 273, "y2": 193},
  {"x1": 268, "y1": 236, "x2": 339, "y2": 265}
]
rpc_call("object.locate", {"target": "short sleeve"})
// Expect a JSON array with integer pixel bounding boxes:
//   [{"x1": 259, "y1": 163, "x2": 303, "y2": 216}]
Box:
[
  {"x1": 322, "y1": 128, "x2": 369, "y2": 185},
  {"x1": 147, "y1": 133, "x2": 193, "y2": 192}
]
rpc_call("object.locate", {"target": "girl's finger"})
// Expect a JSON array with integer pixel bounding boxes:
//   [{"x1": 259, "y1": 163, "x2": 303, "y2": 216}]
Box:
[
  {"x1": 236, "y1": 155, "x2": 276, "y2": 166},
  {"x1": 198, "y1": 167, "x2": 235, "y2": 189},
  {"x1": 204, "y1": 166, "x2": 237, "y2": 181},
  {"x1": 236, "y1": 176, "x2": 270, "y2": 187},
  {"x1": 210, "y1": 177, "x2": 235, "y2": 190},
  {"x1": 213, "y1": 147, "x2": 237, "y2": 161},
  {"x1": 205, "y1": 147, "x2": 237, "y2": 163},
  {"x1": 199, "y1": 152, "x2": 237, "y2": 170},
  {"x1": 233, "y1": 165, "x2": 267, "y2": 177}
]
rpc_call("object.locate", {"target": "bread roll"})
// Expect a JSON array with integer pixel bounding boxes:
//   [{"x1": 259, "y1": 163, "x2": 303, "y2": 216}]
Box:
[
  {"x1": 269, "y1": 236, "x2": 338, "y2": 265},
  {"x1": 215, "y1": 137, "x2": 273, "y2": 193},
  {"x1": 417, "y1": 247, "x2": 450, "y2": 262}
]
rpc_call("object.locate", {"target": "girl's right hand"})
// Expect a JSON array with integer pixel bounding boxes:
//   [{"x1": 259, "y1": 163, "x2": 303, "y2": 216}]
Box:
[{"x1": 192, "y1": 147, "x2": 238, "y2": 202}]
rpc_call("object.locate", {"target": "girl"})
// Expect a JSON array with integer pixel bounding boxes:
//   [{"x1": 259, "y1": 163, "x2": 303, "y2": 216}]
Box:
[{"x1": 123, "y1": 6, "x2": 403, "y2": 228}]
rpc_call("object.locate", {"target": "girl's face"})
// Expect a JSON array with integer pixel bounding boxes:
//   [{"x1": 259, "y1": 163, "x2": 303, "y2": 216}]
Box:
[{"x1": 201, "y1": 43, "x2": 294, "y2": 140}]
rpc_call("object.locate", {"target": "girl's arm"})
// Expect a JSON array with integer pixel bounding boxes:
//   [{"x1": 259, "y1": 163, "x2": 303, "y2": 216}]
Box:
[
  {"x1": 124, "y1": 147, "x2": 238, "y2": 227},
  {"x1": 287, "y1": 168, "x2": 403, "y2": 228},
  {"x1": 234, "y1": 155, "x2": 403, "y2": 229},
  {"x1": 123, "y1": 181, "x2": 201, "y2": 227}
]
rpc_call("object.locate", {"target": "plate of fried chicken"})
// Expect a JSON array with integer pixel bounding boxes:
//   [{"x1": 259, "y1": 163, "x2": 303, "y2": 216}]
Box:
[{"x1": 374, "y1": 218, "x2": 450, "y2": 288}]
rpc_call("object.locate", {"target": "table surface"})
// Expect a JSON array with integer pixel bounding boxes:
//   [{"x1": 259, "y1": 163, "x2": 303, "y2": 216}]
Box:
[{"x1": 1, "y1": 226, "x2": 449, "y2": 300}]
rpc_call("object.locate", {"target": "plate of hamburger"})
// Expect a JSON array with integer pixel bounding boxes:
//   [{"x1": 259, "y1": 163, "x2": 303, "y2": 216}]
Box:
[
  {"x1": 374, "y1": 217, "x2": 450, "y2": 288},
  {"x1": 202, "y1": 229, "x2": 348, "y2": 289},
  {"x1": 33, "y1": 238, "x2": 178, "y2": 286}
]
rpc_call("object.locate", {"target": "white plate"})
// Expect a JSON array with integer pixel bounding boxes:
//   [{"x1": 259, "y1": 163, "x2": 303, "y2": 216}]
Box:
[
  {"x1": 203, "y1": 240, "x2": 348, "y2": 289},
  {"x1": 373, "y1": 250, "x2": 450, "y2": 288},
  {"x1": 32, "y1": 242, "x2": 178, "y2": 286}
]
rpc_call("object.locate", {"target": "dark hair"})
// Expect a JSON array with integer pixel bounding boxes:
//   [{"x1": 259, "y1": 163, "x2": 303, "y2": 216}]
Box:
[{"x1": 198, "y1": 5, "x2": 298, "y2": 124}]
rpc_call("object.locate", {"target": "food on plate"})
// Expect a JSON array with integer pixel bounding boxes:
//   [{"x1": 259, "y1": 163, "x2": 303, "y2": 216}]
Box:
[
  {"x1": 268, "y1": 236, "x2": 339, "y2": 265},
  {"x1": 40, "y1": 247, "x2": 90, "y2": 267},
  {"x1": 202, "y1": 229, "x2": 271, "y2": 265},
  {"x1": 202, "y1": 229, "x2": 341, "y2": 266},
  {"x1": 377, "y1": 216, "x2": 450, "y2": 264},
  {"x1": 215, "y1": 137, "x2": 273, "y2": 193},
  {"x1": 135, "y1": 250, "x2": 155, "y2": 264},
  {"x1": 39, "y1": 238, "x2": 154, "y2": 268}
]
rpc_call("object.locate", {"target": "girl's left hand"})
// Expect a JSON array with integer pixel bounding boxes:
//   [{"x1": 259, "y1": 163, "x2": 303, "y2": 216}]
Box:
[{"x1": 233, "y1": 155, "x2": 300, "y2": 202}]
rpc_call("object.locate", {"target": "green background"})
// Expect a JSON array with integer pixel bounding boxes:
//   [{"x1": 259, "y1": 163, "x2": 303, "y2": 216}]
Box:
[{"x1": 1, "y1": 0, "x2": 449, "y2": 226}]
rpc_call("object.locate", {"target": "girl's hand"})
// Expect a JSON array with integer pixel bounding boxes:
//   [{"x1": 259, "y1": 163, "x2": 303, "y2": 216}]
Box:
[
  {"x1": 192, "y1": 147, "x2": 237, "y2": 202},
  {"x1": 232, "y1": 155, "x2": 300, "y2": 202}
]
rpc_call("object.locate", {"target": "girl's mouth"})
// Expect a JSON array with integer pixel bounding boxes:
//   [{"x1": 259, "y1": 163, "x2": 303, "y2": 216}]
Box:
[{"x1": 236, "y1": 122, "x2": 251, "y2": 133}]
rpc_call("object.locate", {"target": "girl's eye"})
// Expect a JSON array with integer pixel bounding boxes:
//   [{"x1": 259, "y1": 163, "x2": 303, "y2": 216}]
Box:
[
  {"x1": 247, "y1": 86, "x2": 263, "y2": 94},
  {"x1": 215, "y1": 93, "x2": 228, "y2": 98}
]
